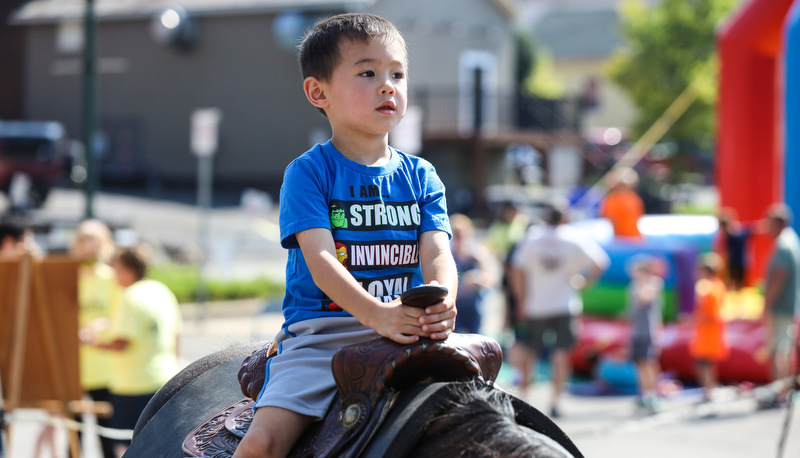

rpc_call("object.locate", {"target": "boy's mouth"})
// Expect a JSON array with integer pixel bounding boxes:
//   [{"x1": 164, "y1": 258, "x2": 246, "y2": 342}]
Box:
[{"x1": 377, "y1": 101, "x2": 396, "y2": 112}]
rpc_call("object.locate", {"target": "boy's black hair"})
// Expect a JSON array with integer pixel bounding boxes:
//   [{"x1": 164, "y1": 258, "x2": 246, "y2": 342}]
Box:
[{"x1": 298, "y1": 13, "x2": 406, "y2": 116}]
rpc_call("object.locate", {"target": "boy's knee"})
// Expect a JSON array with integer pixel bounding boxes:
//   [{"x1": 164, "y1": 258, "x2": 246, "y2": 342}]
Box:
[
  {"x1": 234, "y1": 406, "x2": 313, "y2": 458},
  {"x1": 236, "y1": 432, "x2": 283, "y2": 458}
]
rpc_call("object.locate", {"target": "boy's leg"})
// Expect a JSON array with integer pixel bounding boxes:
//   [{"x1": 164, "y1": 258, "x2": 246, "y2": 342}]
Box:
[{"x1": 234, "y1": 406, "x2": 314, "y2": 458}]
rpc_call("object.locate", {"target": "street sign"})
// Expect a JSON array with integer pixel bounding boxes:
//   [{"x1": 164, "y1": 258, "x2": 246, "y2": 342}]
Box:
[{"x1": 191, "y1": 108, "x2": 222, "y2": 157}]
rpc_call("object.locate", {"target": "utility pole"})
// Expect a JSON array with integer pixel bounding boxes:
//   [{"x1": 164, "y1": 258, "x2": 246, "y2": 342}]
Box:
[{"x1": 82, "y1": 0, "x2": 97, "y2": 218}]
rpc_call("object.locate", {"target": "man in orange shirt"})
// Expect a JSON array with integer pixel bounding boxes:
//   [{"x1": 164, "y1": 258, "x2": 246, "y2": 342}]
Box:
[{"x1": 600, "y1": 167, "x2": 644, "y2": 239}]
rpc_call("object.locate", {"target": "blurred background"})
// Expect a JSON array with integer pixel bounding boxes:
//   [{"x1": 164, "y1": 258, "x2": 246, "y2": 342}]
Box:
[{"x1": 2, "y1": 0, "x2": 800, "y2": 457}]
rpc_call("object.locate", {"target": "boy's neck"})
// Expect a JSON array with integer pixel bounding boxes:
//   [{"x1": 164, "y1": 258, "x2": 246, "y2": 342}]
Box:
[{"x1": 331, "y1": 135, "x2": 391, "y2": 166}]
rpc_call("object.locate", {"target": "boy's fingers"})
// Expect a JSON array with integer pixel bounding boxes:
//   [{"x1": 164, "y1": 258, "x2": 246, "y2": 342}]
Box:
[
  {"x1": 402, "y1": 305, "x2": 426, "y2": 318},
  {"x1": 390, "y1": 333, "x2": 420, "y2": 344},
  {"x1": 423, "y1": 302, "x2": 450, "y2": 315},
  {"x1": 421, "y1": 318, "x2": 453, "y2": 334},
  {"x1": 419, "y1": 309, "x2": 456, "y2": 325},
  {"x1": 428, "y1": 328, "x2": 453, "y2": 340}
]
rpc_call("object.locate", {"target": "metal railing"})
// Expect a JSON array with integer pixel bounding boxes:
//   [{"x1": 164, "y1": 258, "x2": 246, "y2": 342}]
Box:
[{"x1": 411, "y1": 87, "x2": 584, "y2": 135}]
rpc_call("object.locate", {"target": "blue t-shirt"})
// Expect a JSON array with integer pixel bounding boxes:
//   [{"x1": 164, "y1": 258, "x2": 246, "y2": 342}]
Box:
[{"x1": 279, "y1": 140, "x2": 451, "y2": 326}]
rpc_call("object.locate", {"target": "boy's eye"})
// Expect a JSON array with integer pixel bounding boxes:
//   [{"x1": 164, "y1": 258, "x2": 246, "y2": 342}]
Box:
[
  {"x1": 393, "y1": 72, "x2": 405, "y2": 80},
  {"x1": 359, "y1": 70, "x2": 375, "y2": 77}
]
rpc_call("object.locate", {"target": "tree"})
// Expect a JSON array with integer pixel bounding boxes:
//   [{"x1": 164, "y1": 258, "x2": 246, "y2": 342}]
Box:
[
  {"x1": 607, "y1": 0, "x2": 738, "y2": 151},
  {"x1": 514, "y1": 29, "x2": 564, "y2": 99}
]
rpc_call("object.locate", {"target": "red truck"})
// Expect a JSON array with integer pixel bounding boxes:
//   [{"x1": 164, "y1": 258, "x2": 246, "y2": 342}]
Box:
[{"x1": 0, "y1": 120, "x2": 70, "y2": 209}]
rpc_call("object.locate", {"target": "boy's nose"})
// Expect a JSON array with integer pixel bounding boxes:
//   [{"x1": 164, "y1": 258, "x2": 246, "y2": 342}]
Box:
[{"x1": 380, "y1": 80, "x2": 395, "y2": 95}]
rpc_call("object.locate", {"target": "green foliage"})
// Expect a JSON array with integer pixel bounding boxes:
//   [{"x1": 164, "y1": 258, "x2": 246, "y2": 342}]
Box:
[
  {"x1": 514, "y1": 29, "x2": 536, "y2": 90},
  {"x1": 525, "y1": 48, "x2": 565, "y2": 99},
  {"x1": 148, "y1": 263, "x2": 284, "y2": 303},
  {"x1": 514, "y1": 29, "x2": 565, "y2": 99},
  {"x1": 606, "y1": 0, "x2": 738, "y2": 149}
]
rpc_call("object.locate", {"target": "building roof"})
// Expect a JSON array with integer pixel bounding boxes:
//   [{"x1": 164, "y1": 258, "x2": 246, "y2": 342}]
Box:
[
  {"x1": 531, "y1": 7, "x2": 624, "y2": 60},
  {"x1": 12, "y1": 0, "x2": 371, "y2": 23},
  {"x1": 13, "y1": 0, "x2": 516, "y2": 24}
]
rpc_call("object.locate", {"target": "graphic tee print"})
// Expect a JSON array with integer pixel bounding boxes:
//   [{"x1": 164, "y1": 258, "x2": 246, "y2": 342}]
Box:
[{"x1": 278, "y1": 140, "x2": 450, "y2": 326}]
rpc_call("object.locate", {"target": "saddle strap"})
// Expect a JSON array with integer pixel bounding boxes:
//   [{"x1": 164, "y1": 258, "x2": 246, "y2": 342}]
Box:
[{"x1": 237, "y1": 340, "x2": 276, "y2": 400}]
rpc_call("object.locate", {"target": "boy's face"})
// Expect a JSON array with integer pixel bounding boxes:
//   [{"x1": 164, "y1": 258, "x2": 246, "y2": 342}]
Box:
[{"x1": 314, "y1": 36, "x2": 407, "y2": 140}]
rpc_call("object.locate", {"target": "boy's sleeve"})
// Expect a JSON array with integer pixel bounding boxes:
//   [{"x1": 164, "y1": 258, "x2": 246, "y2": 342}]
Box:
[
  {"x1": 417, "y1": 163, "x2": 451, "y2": 236},
  {"x1": 279, "y1": 157, "x2": 331, "y2": 248}
]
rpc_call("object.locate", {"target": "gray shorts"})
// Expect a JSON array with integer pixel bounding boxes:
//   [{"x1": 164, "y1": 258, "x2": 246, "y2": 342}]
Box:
[
  {"x1": 630, "y1": 338, "x2": 659, "y2": 363},
  {"x1": 254, "y1": 316, "x2": 378, "y2": 418},
  {"x1": 519, "y1": 314, "x2": 576, "y2": 352},
  {"x1": 769, "y1": 315, "x2": 798, "y2": 357}
]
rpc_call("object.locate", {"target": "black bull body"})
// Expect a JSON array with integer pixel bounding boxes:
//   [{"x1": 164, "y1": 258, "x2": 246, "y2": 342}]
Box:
[{"x1": 126, "y1": 335, "x2": 584, "y2": 457}]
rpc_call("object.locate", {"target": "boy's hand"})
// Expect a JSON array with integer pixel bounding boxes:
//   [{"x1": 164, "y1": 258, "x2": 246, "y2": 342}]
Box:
[
  {"x1": 417, "y1": 281, "x2": 457, "y2": 340},
  {"x1": 367, "y1": 298, "x2": 428, "y2": 344}
]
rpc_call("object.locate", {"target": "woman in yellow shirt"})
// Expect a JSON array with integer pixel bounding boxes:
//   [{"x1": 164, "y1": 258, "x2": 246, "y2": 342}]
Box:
[{"x1": 72, "y1": 219, "x2": 120, "y2": 458}]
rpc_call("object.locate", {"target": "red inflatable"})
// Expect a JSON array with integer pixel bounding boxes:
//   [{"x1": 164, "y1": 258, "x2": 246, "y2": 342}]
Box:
[
  {"x1": 716, "y1": 0, "x2": 796, "y2": 285},
  {"x1": 571, "y1": 316, "x2": 773, "y2": 384}
]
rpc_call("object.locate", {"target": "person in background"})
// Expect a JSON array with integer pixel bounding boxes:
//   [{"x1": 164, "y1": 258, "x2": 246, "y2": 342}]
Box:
[
  {"x1": 715, "y1": 208, "x2": 755, "y2": 291},
  {"x1": 627, "y1": 254, "x2": 665, "y2": 413},
  {"x1": 485, "y1": 201, "x2": 530, "y2": 346},
  {"x1": 759, "y1": 204, "x2": 800, "y2": 409},
  {"x1": 82, "y1": 244, "x2": 183, "y2": 456},
  {"x1": 0, "y1": 218, "x2": 25, "y2": 256},
  {"x1": 690, "y1": 253, "x2": 729, "y2": 403},
  {"x1": 72, "y1": 219, "x2": 120, "y2": 458},
  {"x1": 509, "y1": 204, "x2": 609, "y2": 418},
  {"x1": 0, "y1": 216, "x2": 40, "y2": 258},
  {"x1": 600, "y1": 167, "x2": 644, "y2": 240},
  {"x1": 449, "y1": 213, "x2": 496, "y2": 334}
]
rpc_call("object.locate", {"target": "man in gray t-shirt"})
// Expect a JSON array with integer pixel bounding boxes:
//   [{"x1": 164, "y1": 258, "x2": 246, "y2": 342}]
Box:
[{"x1": 761, "y1": 204, "x2": 800, "y2": 406}]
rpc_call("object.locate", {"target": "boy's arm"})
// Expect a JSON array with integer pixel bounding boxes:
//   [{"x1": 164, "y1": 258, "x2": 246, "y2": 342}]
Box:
[
  {"x1": 296, "y1": 228, "x2": 427, "y2": 344},
  {"x1": 418, "y1": 230, "x2": 458, "y2": 340}
]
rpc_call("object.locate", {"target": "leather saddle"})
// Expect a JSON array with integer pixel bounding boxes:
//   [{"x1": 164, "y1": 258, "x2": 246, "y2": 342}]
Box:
[{"x1": 182, "y1": 333, "x2": 503, "y2": 458}]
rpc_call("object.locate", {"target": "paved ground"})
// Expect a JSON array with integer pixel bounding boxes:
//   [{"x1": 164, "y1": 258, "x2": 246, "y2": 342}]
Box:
[{"x1": 4, "y1": 188, "x2": 799, "y2": 457}]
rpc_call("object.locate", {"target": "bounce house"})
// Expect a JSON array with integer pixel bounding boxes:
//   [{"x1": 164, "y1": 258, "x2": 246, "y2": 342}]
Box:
[
  {"x1": 569, "y1": 0, "x2": 800, "y2": 388},
  {"x1": 575, "y1": 215, "x2": 715, "y2": 322}
]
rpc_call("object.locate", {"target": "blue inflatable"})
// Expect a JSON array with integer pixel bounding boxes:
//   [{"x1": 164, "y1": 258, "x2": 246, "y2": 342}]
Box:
[
  {"x1": 786, "y1": 3, "x2": 800, "y2": 236},
  {"x1": 571, "y1": 215, "x2": 717, "y2": 317}
]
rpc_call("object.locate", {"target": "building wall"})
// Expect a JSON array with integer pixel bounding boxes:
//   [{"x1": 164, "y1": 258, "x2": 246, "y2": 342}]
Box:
[
  {"x1": 20, "y1": 1, "x2": 517, "y2": 194},
  {"x1": 23, "y1": 12, "x2": 333, "y2": 191},
  {"x1": 374, "y1": 0, "x2": 516, "y2": 134}
]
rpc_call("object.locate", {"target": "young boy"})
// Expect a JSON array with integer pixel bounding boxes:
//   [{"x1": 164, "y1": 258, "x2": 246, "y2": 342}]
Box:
[
  {"x1": 234, "y1": 13, "x2": 458, "y2": 458},
  {"x1": 627, "y1": 254, "x2": 665, "y2": 412}
]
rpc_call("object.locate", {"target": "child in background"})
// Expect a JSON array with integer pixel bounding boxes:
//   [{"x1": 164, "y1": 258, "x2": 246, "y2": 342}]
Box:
[
  {"x1": 715, "y1": 208, "x2": 754, "y2": 291},
  {"x1": 627, "y1": 254, "x2": 665, "y2": 412},
  {"x1": 690, "y1": 253, "x2": 729, "y2": 402}
]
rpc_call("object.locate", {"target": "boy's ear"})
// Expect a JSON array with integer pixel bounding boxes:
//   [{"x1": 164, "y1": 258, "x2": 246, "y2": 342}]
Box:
[{"x1": 303, "y1": 77, "x2": 328, "y2": 110}]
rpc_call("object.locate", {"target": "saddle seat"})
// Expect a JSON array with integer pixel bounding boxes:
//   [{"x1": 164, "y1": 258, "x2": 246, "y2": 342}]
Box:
[{"x1": 182, "y1": 333, "x2": 503, "y2": 458}]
